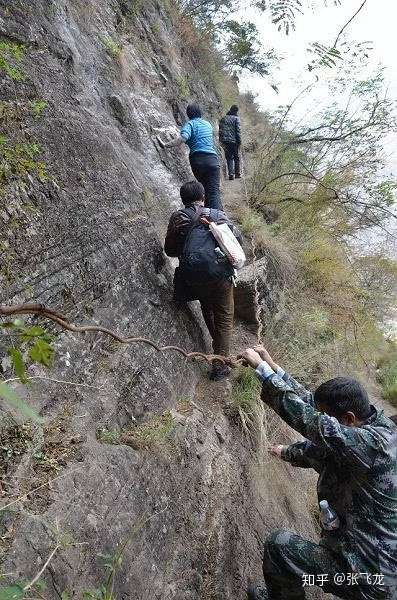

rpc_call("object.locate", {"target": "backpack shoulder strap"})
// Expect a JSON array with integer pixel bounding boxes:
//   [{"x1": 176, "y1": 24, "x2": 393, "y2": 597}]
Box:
[{"x1": 180, "y1": 206, "x2": 204, "y2": 232}]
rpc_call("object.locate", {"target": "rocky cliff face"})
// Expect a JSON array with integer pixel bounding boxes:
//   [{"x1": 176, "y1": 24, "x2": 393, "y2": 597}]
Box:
[{"x1": 0, "y1": 2, "x2": 319, "y2": 598}]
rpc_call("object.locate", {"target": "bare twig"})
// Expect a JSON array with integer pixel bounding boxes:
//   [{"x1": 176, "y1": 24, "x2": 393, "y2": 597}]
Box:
[
  {"x1": 0, "y1": 467, "x2": 82, "y2": 512},
  {"x1": 23, "y1": 544, "x2": 60, "y2": 592},
  {"x1": 1, "y1": 376, "x2": 104, "y2": 390},
  {"x1": 333, "y1": 0, "x2": 368, "y2": 48}
]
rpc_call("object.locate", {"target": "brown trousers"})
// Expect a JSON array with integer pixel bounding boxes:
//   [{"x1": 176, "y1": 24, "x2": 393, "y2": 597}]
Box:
[{"x1": 190, "y1": 279, "x2": 234, "y2": 357}]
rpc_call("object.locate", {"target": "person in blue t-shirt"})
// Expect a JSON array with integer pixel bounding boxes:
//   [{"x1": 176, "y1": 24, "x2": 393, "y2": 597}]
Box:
[{"x1": 158, "y1": 103, "x2": 222, "y2": 210}]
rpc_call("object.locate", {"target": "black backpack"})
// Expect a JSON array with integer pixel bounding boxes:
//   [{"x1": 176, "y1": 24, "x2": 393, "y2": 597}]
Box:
[{"x1": 179, "y1": 207, "x2": 234, "y2": 285}]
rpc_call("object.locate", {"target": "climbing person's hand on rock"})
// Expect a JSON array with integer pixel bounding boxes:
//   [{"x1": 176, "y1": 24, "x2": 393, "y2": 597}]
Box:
[
  {"x1": 157, "y1": 135, "x2": 166, "y2": 149},
  {"x1": 268, "y1": 445, "x2": 286, "y2": 459},
  {"x1": 240, "y1": 348, "x2": 262, "y2": 368}
]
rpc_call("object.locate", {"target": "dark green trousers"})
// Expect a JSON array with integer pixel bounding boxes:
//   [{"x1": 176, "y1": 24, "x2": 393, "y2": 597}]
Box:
[
  {"x1": 263, "y1": 530, "x2": 393, "y2": 600},
  {"x1": 190, "y1": 278, "x2": 234, "y2": 357}
]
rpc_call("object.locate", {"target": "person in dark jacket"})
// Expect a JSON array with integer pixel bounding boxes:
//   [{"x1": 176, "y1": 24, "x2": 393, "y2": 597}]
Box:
[
  {"x1": 158, "y1": 103, "x2": 222, "y2": 210},
  {"x1": 241, "y1": 345, "x2": 397, "y2": 600},
  {"x1": 164, "y1": 180, "x2": 242, "y2": 381},
  {"x1": 219, "y1": 105, "x2": 242, "y2": 180}
]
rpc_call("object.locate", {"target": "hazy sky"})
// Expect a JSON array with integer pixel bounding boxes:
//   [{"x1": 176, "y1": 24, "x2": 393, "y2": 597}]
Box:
[{"x1": 240, "y1": 0, "x2": 397, "y2": 114}]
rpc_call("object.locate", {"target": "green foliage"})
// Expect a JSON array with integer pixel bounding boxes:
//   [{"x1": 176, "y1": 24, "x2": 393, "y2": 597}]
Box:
[
  {"x1": 231, "y1": 367, "x2": 261, "y2": 412},
  {"x1": 0, "y1": 137, "x2": 48, "y2": 189},
  {"x1": 30, "y1": 100, "x2": 48, "y2": 118},
  {"x1": 151, "y1": 21, "x2": 161, "y2": 35},
  {"x1": 255, "y1": 0, "x2": 307, "y2": 35},
  {"x1": 0, "y1": 320, "x2": 55, "y2": 420},
  {"x1": 180, "y1": 0, "x2": 349, "y2": 78},
  {"x1": 28, "y1": 338, "x2": 54, "y2": 367},
  {"x1": 176, "y1": 75, "x2": 190, "y2": 99},
  {"x1": 7, "y1": 348, "x2": 26, "y2": 383},
  {"x1": 81, "y1": 529, "x2": 141, "y2": 600},
  {"x1": 102, "y1": 36, "x2": 122, "y2": 57},
  {"x1": 0, "y1": 585, "x2": 24, "y2": 600},
  {"x1": 222, "y1": 20, "x2": 278, "y2": 76},
  {"x1": 2, "y1": 320, "x2": 54, "y2": 370},
  {"x1": 120, "y1": 410, "x2": 175, "y2": 449},
  {"x1": 0, "y1": 41, "x2": 24, "y2": 81},
  {"x1": 118, "y1": 0, "x2": 143, "y2": 22},
  {"x1": 0, "y1": 383, "x2": 41, "y2": 422},
  {"x1": 227, "y1": 367, "x2": 263, "y2": 433},
  {"x1": 307, "y1": 42, "x2": 342, "y2": 71},
  {"x1": 96, "y1": 428, "x2": 120, "y2": 444}
]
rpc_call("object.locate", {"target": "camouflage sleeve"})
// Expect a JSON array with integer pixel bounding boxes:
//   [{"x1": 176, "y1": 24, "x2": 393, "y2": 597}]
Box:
[
  {"x1": 281, "y1": 372, "x2": 314, "y2": 405},
  {"x1": 261, "y1": 374, "x2": 377, "y2": 469},
  {"x1": 282, "y1": 440, "x2": 328, "y2": 473}
]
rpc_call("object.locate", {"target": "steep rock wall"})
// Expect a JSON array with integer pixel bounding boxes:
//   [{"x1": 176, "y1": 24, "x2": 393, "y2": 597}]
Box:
[{"x1": 0, "y1": 2, "x2": 319, "y2": 598}]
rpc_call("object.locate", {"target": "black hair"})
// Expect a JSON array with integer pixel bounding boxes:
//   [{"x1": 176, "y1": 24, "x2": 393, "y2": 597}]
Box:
[
  {"x1": 314, "y1": 377, "x2": 371, "y2": 420},
  {"x1": 186, "y1": 103, "x2": 202, "y2": 119},
  {"x1": 227, "y1": 104, "x2": 239, "y2": 115},
  {"x1": 180, "y1": 180, "x2": 205, "y2": 206}
]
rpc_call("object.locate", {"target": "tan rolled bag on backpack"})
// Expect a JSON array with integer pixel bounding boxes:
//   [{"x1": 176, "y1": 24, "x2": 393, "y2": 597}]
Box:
[{"x1": 202, "y1": 218, "x2": 246, "y2": 270}]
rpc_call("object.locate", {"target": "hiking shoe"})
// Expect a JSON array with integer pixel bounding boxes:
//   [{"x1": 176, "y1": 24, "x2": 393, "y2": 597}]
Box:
[
  {"x1": 229, "y1": 175, "x2": 235, "y2": 180},
  {"x1": 209, "y1": 365, "x2": 231, "y2": 381},
  {"x1": 247, "y1": 583, "x2": 268, "y2": 600}
]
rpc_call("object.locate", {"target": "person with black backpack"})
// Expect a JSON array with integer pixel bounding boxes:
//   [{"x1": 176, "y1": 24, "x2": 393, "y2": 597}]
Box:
[
  {"x1": 164, "y1": 180, "x2": 243, "y2": 381},
  {"x1": 219, "y1": 105, "x2": 242, "y2": 180}
]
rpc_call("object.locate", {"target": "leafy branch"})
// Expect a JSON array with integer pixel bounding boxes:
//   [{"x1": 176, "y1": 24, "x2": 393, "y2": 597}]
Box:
[{"x1": 0, "y1": 320, "x2": 55, "y2": 421}]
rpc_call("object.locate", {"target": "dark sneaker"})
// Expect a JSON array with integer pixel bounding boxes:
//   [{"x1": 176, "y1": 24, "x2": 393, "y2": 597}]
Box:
[
  {"x1": 247, "y1": 583, "x2": 268, "y2": 600},
  {"x1": 209, "y1": 365, "x2": 231, "y2": 381},
  {"x1": 229, "y1": 175, "x2": 235, "y2": 180},
  {"x1": 235, "y1": 174, "x2": 242, "y2": 178}
]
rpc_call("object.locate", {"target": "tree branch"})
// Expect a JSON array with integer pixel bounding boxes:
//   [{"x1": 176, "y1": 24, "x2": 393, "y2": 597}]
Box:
[
  {"x1": 293, "y1": 100, "x2": 380, "y2": 145},
  {"x1": 334, "y1": 0, "x2": 368, "y2": 48},
  {"x1": 0, "y1": 304, "x2": 242, "y2": 367}
]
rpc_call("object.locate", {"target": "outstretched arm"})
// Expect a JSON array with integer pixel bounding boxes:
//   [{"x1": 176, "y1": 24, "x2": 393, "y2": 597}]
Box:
[
  {"x1": 254, "y1": 345, "x2": 313, "y2": 403},
  {"x1": 271, "y1": 441, "x2": 327, "y2": 473},
  {"x1": 158, "y1": 135, "x2": 185, "y2": 149},
  {"x1": 241, "y1": 348, "x2": 376, "y2": 470}
]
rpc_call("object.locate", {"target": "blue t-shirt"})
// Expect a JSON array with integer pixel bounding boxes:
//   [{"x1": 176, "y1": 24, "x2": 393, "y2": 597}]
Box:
[{"x1": 180, "y1": 118, "x2": 217, "y2": 156}]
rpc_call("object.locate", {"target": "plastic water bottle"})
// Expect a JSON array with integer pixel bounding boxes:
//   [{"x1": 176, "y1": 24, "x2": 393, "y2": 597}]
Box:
[
  {"x1": 214, "y1": 247, "x2": 226, "y2": 259},
  {"x1": 319, "y1": 500, "x2": 340, "y2": 531}
]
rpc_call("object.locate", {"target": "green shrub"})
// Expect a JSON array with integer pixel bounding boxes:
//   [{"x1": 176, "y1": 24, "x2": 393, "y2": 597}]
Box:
[
  {"x1": 228, "y1": 366, "x2": 262, "y2": 433},
  {"x1": 0, "y1": 137, "x2": 47, "y2": 189},
  {"x1": 102, "y1": 36, "x2": 122, "y2": 57},
  {"x1": 30, "y1": 100, "x2": 48, "y2": 118},
  {"x1": 97, "y1": 428, "x2": 120, "y2": 444},
  {"x1": 0, "y1": 41, "x2": 24, "y2": 81},
  {"x1": 120, "y1": 410, "x2": 175, "y2": 449},
  {"x1": 176, "y1": 75, "x2": 190, "y2": 100}
]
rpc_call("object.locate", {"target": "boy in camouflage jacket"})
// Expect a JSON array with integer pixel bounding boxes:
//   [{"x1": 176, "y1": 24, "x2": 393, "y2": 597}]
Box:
[{"x1": 241, "y1": 346, "x2": 397, "y2": 600}]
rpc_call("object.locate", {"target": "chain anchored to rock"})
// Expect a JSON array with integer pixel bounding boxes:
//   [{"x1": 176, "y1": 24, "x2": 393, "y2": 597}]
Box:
[{"x1": 0, "y1": 303, "x2": 244, "y2": 368}]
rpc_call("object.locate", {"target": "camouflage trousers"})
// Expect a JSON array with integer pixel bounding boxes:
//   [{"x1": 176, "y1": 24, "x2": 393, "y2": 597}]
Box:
[{"x1": 262, "y1": 530, "x2": 395, "y2": 600}]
